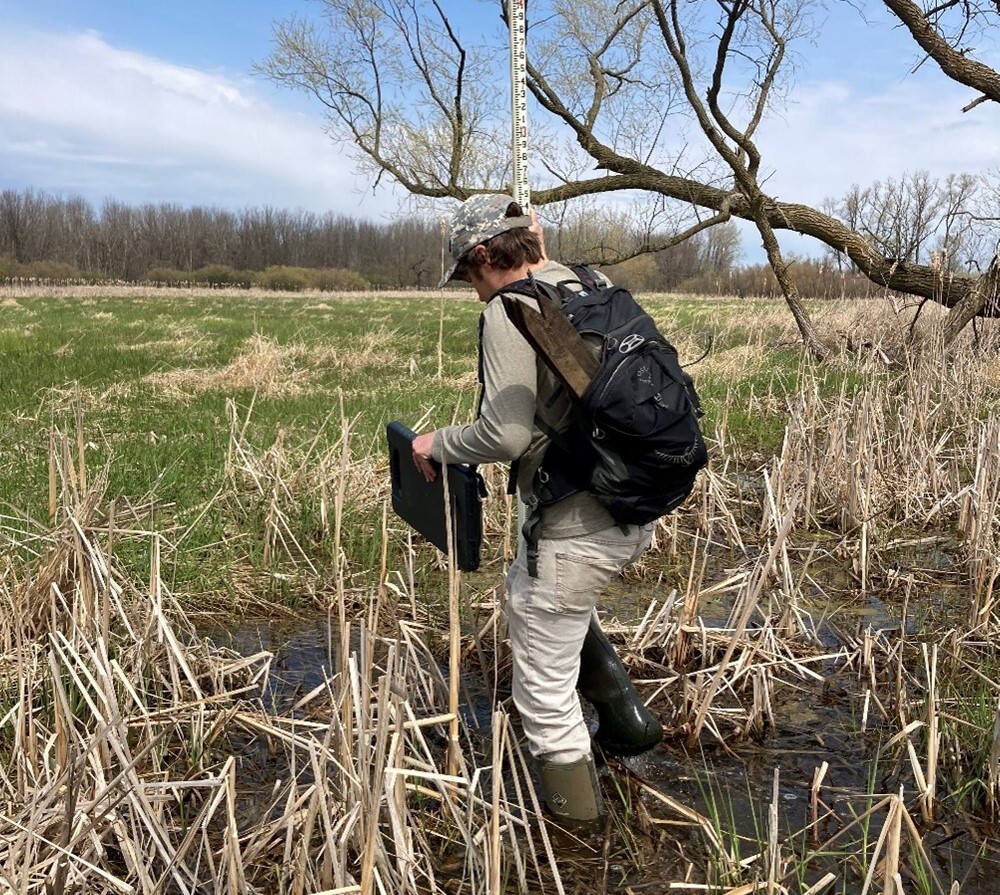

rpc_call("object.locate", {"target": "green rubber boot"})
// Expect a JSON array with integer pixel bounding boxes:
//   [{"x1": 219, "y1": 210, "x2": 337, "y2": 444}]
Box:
[
  {"x1": 537, "y1": 754, "x2": 603, "y2": 821},
  {"x1": 577, "y1": 617, "x2": 663, "y2": 756}
]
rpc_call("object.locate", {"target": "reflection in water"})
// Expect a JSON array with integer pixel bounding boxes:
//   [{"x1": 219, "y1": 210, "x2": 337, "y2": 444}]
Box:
[{"x1": 202, "y1": 613, "x2": 336, "y2": 710}]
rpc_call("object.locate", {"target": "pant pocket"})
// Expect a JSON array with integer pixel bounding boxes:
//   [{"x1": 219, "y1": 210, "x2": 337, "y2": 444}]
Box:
[{"x1": 553, "y1": 552, "x2": 618, "y2": 613}]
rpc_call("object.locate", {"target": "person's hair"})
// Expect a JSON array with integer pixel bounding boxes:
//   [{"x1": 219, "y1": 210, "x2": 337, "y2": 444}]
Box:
[{"x1": 457, "y1": 202, "x2": 541, "y2": 279}]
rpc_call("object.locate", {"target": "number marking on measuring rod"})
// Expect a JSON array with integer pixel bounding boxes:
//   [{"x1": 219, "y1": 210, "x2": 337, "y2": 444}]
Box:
[
  {"x1": 509, "y1": 0, "x2": 530, "y2": 209},
  {"x1": 509, "y1": 0, "x2": 530, "y2": 549}
]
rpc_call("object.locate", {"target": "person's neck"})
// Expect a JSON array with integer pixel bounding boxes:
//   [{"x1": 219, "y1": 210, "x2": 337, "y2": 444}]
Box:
[
  {"x1": 479, "y1": 264, "x2": 532, "y2": 301},
  {"x1": 495, "y1": 265, "x2": 532, "y2": 290}
]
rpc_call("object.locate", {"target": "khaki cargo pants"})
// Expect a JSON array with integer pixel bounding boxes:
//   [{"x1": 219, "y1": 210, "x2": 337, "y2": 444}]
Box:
[{"x1": 505, "y1": 522, "x2": 653, "y2": 763}]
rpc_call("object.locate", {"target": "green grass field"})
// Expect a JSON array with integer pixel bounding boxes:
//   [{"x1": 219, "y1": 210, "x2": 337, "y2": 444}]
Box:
[
  {"x1": 0, "y1": 286, "x2": 813, "y2": 604},
  {"x1": 1, "y1": 290, "x2": 471, "y2": 509}
]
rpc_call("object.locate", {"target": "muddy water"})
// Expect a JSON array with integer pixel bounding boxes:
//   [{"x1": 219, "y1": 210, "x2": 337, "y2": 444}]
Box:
[
  {"x1": 203, "y1": 584, "x2": 1000, "y2": 893},
  {"x1": 203, "y1": 614, "x2": 339, "y2": 711}
]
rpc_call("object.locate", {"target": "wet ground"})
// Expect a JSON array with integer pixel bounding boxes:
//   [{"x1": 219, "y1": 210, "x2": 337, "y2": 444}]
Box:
[{"x1": 201, "y1": 586, "x2": 1000, "y2": 893}]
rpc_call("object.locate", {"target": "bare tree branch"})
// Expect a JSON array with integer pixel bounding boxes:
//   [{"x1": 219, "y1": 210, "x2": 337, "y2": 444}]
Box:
[{"x1": 881, "y1": 0, "x2": 1000, "y2": 105}]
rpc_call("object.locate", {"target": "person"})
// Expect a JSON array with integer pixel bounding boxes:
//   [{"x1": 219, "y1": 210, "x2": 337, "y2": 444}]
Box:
[{"x1": 411, "y1": 194, "x2": 658, "y2": 822}]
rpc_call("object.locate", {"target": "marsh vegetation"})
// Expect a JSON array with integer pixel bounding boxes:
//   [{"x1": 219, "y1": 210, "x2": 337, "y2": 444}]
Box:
[{"x1": 2, "y1": 284, "x2": 1000, "y2": 893}]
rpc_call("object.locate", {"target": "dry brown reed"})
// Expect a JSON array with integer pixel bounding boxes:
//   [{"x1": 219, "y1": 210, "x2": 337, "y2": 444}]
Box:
[
  {"x1": 145, "y1": 333, "x2": 311, "y2": 400},
  {"x1": 595, "y1": 305, "x2": 1000, "y2": 885},
  {"x1": 4, "y1": 296, "x2": 1000, "y2": 892},
  {"x1": 1, "y1": 399, "x2": 843, "y2": 893},
  {"x1": 1, "y1": 421, "x2": 584, "y2": 894}
]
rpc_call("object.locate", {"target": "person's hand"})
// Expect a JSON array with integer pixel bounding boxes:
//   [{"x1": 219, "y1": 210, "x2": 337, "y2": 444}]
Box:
[
  {"x1": 412, "y1": 431, "x2": 438, "y2": 483},
  {"x1": 529, "y1": 208, "x2": 549, "y2": 263}
]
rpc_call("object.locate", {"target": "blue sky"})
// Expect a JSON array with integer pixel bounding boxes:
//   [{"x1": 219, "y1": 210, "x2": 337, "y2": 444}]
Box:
[
  {"x1": 0, "y1": 1, "x2": 997, "y2": 261},
  {"x1": 0, "y1": 0, "x2": 405, "y2": 218}
]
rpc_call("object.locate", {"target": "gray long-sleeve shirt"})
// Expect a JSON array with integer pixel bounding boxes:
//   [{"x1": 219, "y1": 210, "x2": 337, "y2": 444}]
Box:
[{"x1": 431, "y1": 261, "x2": 613, "y2": 538}]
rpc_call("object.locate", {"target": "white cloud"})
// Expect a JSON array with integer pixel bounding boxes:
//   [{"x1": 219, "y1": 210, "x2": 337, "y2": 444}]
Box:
[
  {"x1": 2, "y1": 22, "x2": 996, "y2": 263},
  {"x1": 0, "y1": 26, "x2": 403, "y2": 217},
  {"x1": 758, "y1": 76, "x2": 998, "y2": 206},
  {"x1": 736, "y1": 74, "x2": 1000, "y2": 261}
]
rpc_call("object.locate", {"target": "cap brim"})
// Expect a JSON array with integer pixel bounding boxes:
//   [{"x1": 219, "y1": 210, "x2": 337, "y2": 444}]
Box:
[{"x1": 437, "y1": 260, "x2": 459, "y2": 289}]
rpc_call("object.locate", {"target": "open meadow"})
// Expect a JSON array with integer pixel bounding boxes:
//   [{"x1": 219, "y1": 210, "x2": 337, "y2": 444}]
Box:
[{"x1": 2, "y1": 283, "x2": 1000, "y2": 894}]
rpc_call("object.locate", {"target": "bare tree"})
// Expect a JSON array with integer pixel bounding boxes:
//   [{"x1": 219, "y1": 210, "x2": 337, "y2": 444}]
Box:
[
  {"x1": 936, "y1": 173, "x2": 986, "y2": 271},
  {"x1": 0, "y1": 189, "x2": 55, "y2": 264},
  {"x1": 261, "y1": 0, "x2": 1000, "y2": 349},
  {"x1": 704, "y1": 221, "x2": 742, "y2": 273},
  {"x1": 828, "y1": 172, "x2": 949, "y2": 267},
  {"x1": 94, "y1": 200, "x2": 139, "y2": 280}
]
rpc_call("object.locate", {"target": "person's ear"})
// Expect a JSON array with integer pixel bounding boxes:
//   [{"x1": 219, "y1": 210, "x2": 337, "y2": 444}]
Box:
[{"x1": 471, "y1": 243, "x2": 490, "y2": 268}]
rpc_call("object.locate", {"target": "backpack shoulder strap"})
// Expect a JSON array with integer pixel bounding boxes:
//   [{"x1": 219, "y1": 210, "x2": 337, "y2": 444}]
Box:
[
  {"x1": 490, "y1": 274, "x2": 578, "y2": 504},
  {"x1": 568, "y1": 264, "x2": 603, "y2": 292},
  {"x1": 495, "y1": 273, "x2": 565, "y2": 306}
]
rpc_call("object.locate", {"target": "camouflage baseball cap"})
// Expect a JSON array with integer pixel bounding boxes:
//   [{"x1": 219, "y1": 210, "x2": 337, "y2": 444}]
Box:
[{"x1": 438, "y1": 194, "x2": 531, "y2": 288}]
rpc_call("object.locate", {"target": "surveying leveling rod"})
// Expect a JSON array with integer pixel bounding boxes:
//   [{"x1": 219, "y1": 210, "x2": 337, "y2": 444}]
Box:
[
  {"x1": 508, "y1": 0, "x2": 530, "y2": 546},
  {"x1": 509, "y1": 0, "x2": 530, "y2": 211}
]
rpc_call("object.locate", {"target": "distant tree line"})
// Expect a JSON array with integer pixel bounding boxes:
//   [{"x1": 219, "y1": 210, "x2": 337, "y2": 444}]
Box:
[
  {"x1": 0, "y1": 188, "x2": 921, "y2": 297},
  {"x1": 0, "y1": 189, "x2": 443, "y2": 288}
]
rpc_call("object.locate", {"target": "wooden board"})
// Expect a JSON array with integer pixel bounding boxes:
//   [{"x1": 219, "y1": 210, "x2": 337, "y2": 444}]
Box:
[{"x1": 501, "y1": 293, "x2": 598, "y2": 399}]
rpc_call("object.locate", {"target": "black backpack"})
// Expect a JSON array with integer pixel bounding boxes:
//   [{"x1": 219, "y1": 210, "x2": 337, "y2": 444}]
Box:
[{"x1": 504, "y1": 265, "x2": 708, "y2": 527}]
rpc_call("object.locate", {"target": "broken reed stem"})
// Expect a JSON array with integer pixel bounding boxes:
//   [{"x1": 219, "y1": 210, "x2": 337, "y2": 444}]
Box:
[
  {"x1": 74, "y1": 383, "x2": 87, "y2": 494},
  {"x1": 882, "y1": 790, "x2": 903, "y2": 895},
  {"x1": 48, "y1": 427, "x2": 58, "y2": 523},
  {"x1": 801, "y1": 873, "x2": 837, "y2": 895},
  {"x1": 766, "y1": 767, "x2": 780, "y2": 895},
  {"x1": 922, "y1": 642, "x2": 938, "y2": 824},
  {"x1": 857, "y1": 790, "x2": 904, "y2": 895},
  {"x1": 334, "y1": 390, "x2": 351, "y2": 690},
  {"x1": 489, "y1": 711, "x2": 506, "y2": 895},
  {"x1": 673, "y1": 531, "x2": 706, "y2": 668},
  {"x1": 810, "y1": 761, "x2": 829, "y2": 846},
  {"x1": 442, "y1": 460, "x2": 462, "y2": 780},
  {"x1": 437, "y1": 291, "x2": 445, "y2": 381}
]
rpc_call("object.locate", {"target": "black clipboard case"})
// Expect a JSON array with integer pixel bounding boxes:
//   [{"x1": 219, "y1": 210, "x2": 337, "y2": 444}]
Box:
[{"x1": 387, "y1": 421, "x2": 483, "y2": 572}]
